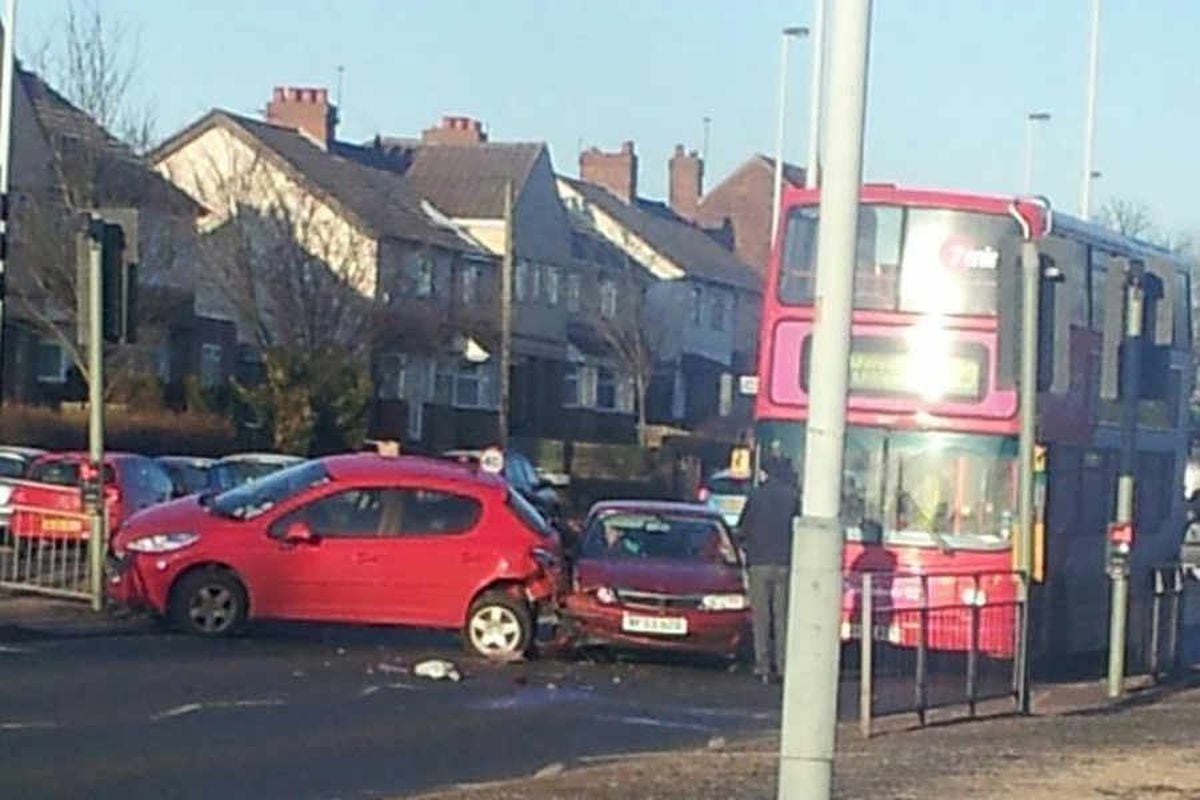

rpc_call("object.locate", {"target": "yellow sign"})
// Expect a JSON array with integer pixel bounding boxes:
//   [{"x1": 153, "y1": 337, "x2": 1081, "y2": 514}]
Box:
[
  {"x1": 1034, "y1": 444, "x2": 1047, "y2": 473},
  {"x1": 729, "y1": 446, "x2": 752, "y2": 479}
]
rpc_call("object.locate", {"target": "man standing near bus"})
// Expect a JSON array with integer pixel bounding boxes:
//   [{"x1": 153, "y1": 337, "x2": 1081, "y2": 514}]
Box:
[{"x1": 737, "y1": 456, "x2": 800, "y2": 683}]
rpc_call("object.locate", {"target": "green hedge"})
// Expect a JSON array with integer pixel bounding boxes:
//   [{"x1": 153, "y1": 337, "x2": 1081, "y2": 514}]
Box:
[{"x1": 0, "y1": 405, "x2": 237, "y2": 456}]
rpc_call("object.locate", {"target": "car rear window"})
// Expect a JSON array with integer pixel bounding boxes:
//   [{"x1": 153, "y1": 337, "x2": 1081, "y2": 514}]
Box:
[
  {"x1": 29, "y1": 460, "x2": 116, "y2": 486},
  {"x1": 507, "y1": 488, "x2": 552, "y2": 538},
  {"x1": 707, "y1": 476, "x2": 750, "y2": 495}
]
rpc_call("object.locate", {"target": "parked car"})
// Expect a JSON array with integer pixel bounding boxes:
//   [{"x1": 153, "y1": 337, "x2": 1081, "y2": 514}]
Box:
[
  {"x1": 0, "y1": 447, "x2": 45, "y2": 541},
  {"x1": 0, "y1": 446, "x2": 45, "y2": 479},
  {"x1": 156, "y1": 456, "x2": 216, "y2": 498},
  {"x1": 10, "y1": 452, "x2": 175, "y2": 540},
  {"x1": 107, "y1": 454, "x2": 563, "y2": 661},
  {"x1": 443, "y1": 449, "x2": 563, "y2": 525},
  {"x1": 207, "y1": 453, "x2": 304, "y2": 493},
  {"x1": 698, "y1": 469, "x2": 752, "y2": 528},
  {"x1": 560, "y1": 500, "x2": 749, "y2": 657}
]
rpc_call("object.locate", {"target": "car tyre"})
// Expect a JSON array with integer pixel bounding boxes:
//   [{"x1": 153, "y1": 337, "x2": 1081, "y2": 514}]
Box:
[
  {"x1": 464, "y1": 590, "x2": 533, "y2": 662},
  {"x1": 169, "y1": 568, "x2": 247, "y2": 637}
]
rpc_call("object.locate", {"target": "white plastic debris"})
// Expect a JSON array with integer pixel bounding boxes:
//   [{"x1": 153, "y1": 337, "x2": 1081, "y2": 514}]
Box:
[
  {"x1": 413, "y1": 659, "x2": 462, "y2": 682},
  {"x1": 376, "y1": 662, "x2": 407, "y2": 675}
]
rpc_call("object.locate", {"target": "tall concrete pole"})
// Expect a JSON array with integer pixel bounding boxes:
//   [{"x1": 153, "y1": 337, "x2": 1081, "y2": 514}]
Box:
[
  {"x1": 0, "y1": 0, "x2": 17, "y2": 406},
  {"x1": 804, "y1": 0, "x2": 826, "y2": 189},
  {"x1": 86, "y1": 225, "x2": 106, "y2": 611},
  {"x1": 1080, "y1": 0, "x2": 1101, "y2": 219},
  {"x1": 771, "y1": 26, "x2": 810, "y2": 247},
  {"x1": 777, "y1": 1, "x2": 872, "y2": 798},
  {"x1": 498, "y1": 180, "x2": 514, "y2": 447}
]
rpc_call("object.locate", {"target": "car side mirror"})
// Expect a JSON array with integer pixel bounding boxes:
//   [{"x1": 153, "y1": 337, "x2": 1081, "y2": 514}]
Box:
[{"x1": 284, "y1": 521, "x2": 317, "y2": 544}]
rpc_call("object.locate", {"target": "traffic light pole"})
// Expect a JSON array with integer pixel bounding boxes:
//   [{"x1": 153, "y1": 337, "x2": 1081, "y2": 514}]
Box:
[
  {"x1": 86, "y1": 225, "x2": 106, "y2": 612},
  {"x1": 1016, "y1": 237, "x2": 1040, "y2": 714},
  {"x1": 776, "y1": 1, "x2": 872, "y2": 798},
  {"x1": 1108, "y1": 263, "x2": 1143, "y2": 698}
]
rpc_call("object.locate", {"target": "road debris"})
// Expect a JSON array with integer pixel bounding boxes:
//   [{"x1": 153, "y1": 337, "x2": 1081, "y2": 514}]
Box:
[{"x1": 414, "y1": 659, "x2": 462, "y2": 682}]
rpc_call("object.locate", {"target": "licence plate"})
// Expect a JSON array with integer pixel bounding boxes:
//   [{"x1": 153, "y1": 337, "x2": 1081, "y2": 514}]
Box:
[{"x1": 621, "y1": 613, "x2": 688, "y2": 636}]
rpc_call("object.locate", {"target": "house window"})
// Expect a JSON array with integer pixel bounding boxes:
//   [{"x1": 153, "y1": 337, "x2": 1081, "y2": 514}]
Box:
[
  {"x1": 600, "y1": 279, "x2": 618, "y2": 319},
  {"x1": 566, "y1": 273, "x2": 582, "y2": 312},
  {"x1": 199, "y1": 343, "x2": 223, "y2": 389},
  {"x1": 376, "y1": 353, "x2": 407, "y2": 400},
  {"x1": 545, "y1": 266, "x2": 561, "y2": 307},
  {"x1": 461, "y1": 265, "x2": 479, "y2": 305},
  {"x1": 34, "y1": 340, "x2": 67, "y2": 384},
  {"x1": 531, "y1": 262, "x2": 543, "y2": 301},
  {"x1": 617, "y1": 375, "x2": 636, "y2": 413},
  {"x1": 710, "y1": 292, "x2": 727, "y2": 331},
  {"x1": 691, "y1": 285, "x2": 703, "y2": 325},
  {"x1": 719, "y1": 372, "x2": 734, "y2": 417},
  {"x1": 515, "y1": 260, "x2": 530, "y2": 302},
  {"x1": 413, "y1": 255, "x2": 435, "y2": 297},
  {"x1": 596, "y1": 367, "x2": 617, "y2": 409},
  {"x1": 563, "y1": 363, "x2": 583, "y2": 407},
  {"x1": 453, "y1": 361, "x2": 499, "y2": 409}
]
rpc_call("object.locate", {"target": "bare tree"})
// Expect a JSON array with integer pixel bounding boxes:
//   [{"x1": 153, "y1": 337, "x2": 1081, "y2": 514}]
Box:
[
  {"x1": 1097, "y1": 197, "x2": 1155, "y2": 240},
  {"x1": 590, "y1": 271, "x2": 668, "y2": 448},
  {"x1": 37, "y1": 0, "x2": 157, "y2": 152}
]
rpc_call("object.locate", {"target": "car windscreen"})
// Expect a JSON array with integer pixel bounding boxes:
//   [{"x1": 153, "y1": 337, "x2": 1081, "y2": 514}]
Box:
[
  {"x1": 0, "y1": 456, "x2": 27, "y2": 478},
  {"x1": 707, "y1": 476, "x2": 750, "y2": 496},
  {"x1": 211, "y1": 460, "x2": 293, "y2": 491},
  {"x1": 210, "y1": 460, "x2": 328, "y2": 520},
  {"x1": 164, "y1": 463, "x2": 211, "y2": 495},
  {"x1": 581, "y1": 512, "x2": 738, "y2": 565},
  {"x1": 28, "y1": 460, "x2": 116, "y2": 486},
  {"x1": 507, "y1": 488, "x2": 553, "y2": 538}
]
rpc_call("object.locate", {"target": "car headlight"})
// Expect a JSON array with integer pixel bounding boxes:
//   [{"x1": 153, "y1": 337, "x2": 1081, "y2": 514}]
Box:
[
  {"x1": 125, "y1": 532, "x2": 199, "y2": 553},
  {"x1": 701, "y1": 593, "x2": 748, "y2": 611},
  {"x1": 595, "y1": 586, "x2": 618, "y2": 605}
]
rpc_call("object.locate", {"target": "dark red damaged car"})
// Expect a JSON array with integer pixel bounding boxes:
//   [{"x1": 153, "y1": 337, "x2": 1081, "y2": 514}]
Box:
[{"x1": 561, "y1": 501, "x2": 750, "y2": 657}]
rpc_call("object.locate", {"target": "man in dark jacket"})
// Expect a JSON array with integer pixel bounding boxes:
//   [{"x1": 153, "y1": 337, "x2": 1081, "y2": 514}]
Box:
[{"x1": 737, "y1": 456, "x2": 800, "y2": 683}]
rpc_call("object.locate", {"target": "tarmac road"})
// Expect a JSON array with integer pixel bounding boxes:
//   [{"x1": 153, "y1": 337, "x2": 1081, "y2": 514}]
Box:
[{"x1": 0, "y1": 619, "x2": 783, "y2": 799}]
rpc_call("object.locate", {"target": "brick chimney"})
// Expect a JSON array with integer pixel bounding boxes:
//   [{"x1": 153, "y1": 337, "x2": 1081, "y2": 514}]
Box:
[
  {"x1": 422, "y1": 115, "x2": 488, "y2": 145},
  {"x1": 266, "y1": 86, "x2": 338, "y2": 149},
  {"x1": 579, "y1": 141, "x2": 638, "y2": 203},
  {"x1": 668, "y1": 144, "x2": 703, "y2": 220}
]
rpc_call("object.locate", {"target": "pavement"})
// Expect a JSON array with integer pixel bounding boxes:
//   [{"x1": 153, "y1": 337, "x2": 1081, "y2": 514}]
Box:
[{"x1": 0, "y1": 592, "x2": 1192, "y2": 800}]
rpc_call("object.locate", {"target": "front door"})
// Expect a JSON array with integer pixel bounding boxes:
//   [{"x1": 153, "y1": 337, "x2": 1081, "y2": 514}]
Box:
[
  {"x1": 262, "y1": 487, "x2": 390, "y2": 622},
  {"x1": 368, "y1": 487, "x2": 489, "y2": 627}
]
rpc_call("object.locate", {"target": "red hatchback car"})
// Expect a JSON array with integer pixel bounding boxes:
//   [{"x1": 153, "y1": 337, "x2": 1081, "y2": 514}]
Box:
[
  {"x1": 107, "y1": 454, "x2": 562, "y2": 661},
  {"x1": 11, "y1": 452, "x2": 175, "y2": 541},
  {"x1": 561, "y1": 501, "x2": 750, "y2": 657}
]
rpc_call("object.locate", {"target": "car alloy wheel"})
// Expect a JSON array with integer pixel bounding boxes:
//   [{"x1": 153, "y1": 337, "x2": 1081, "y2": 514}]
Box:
[
  {"x1": 189, "y1": 584, "x2": 236, "y2": 634},
  {"x1": 469, "y1": 605, "x2": 523, "y2": 656}
]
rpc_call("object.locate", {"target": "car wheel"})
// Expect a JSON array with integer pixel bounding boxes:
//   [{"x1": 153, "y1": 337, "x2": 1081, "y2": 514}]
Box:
[
  {"x1": 169, "y1": 568, "x2": 247, "y2": 637},
  {"x1": 464, "y1": 590, "x2": 533, "y2": 662}
]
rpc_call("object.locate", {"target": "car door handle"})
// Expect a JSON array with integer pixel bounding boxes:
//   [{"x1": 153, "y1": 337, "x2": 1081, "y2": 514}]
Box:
[{"x1": 353, "y1": 552, "x2": 380, "y2": 565}]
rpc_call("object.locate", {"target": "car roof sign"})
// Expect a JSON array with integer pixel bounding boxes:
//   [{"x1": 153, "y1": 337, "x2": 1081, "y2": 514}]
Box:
[{"x1": 479, "y1": 447, "x2": 504, "y2": 475}]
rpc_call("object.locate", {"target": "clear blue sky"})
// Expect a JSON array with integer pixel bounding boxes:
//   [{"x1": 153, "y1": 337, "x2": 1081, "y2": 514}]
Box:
[{"x1": 19, "y1": 0, "x2": 1200, "y2": 236}]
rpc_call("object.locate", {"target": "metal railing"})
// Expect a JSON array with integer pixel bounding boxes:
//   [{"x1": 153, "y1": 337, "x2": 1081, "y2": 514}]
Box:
[
  {"x1": 1146, "y1": 564, "x2": 1200, "y2": 680},
  {"x1": 0, "y1": 503, "x2": 94, "y2": 601},
  {"x1": 845, "y1": 570, "x2": 1028, "y2": 737}
]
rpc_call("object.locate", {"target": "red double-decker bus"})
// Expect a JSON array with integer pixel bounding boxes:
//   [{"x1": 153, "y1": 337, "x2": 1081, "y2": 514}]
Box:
[{"x1": 756, "y1": 183, "x2": 1193, "y2": 662}]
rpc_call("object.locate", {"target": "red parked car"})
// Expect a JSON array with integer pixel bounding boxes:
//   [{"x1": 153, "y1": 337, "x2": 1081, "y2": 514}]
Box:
[
  {"x1": 561, "y1": 501, "x2": 750, "y2": 657},
  {"x1": 107, "y1": 454, "x2": 562, "y2": 661},
  {"x1": 10, "y1": 452, "x2": 175, "y2": 541}
]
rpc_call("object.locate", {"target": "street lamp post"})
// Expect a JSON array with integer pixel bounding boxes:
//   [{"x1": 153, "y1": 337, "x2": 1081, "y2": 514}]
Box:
[
  {"x1": 1023, "y1": 111, "x2": 1052, "y2": 193},
  {"x1": 771, "y1": 26, "x2": 810, "y2": 247},
  {"x1": 805, "y1": 0, "x2": 826, "y2": 189},
  {"x1": 1080, "y1": 0, "x2": 1102, "y2": 219}
]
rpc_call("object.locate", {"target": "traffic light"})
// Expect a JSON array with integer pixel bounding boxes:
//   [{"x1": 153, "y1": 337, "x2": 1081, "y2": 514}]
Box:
[{"x1": 75, "y1": 211, "x2": 138, "y2": 346}]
